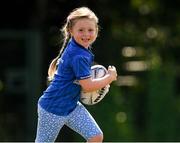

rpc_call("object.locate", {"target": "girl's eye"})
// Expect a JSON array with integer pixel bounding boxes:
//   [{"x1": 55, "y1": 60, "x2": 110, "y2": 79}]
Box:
[
  {"x1": 78, "y1": 29, "x2": 83, "y2": 32},
  {"x1": 78, "y1": 29, "x2": 95, "y2": 33},
  {"x1": 89, "y1": 29, "x2": 94, "y2": 32}
]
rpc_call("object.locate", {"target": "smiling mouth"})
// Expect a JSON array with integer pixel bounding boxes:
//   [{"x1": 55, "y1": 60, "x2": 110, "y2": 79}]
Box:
[{"x1": 82, "y1": 38, "x2": 90, "y2": 42}]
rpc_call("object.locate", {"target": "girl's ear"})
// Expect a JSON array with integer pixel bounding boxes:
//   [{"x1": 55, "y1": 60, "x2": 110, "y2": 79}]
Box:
[{"x1": 68, "y1": 28, "x2": 73, "y2": 37}]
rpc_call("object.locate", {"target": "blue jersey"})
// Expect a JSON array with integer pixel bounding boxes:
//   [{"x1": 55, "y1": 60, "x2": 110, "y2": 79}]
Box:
[{"x1": 38, "y1": 38, "x2": 94, "y2": 116}]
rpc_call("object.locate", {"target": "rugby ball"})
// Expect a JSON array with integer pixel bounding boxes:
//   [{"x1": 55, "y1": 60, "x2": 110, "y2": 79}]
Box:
[{"x1": 80, "y1": 65, "x2": 109, "y2": 105}]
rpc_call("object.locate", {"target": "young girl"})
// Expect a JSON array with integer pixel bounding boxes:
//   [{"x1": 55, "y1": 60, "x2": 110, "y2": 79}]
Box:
[{"x1": 35, "y1": 7, "x2": 117, "y2": 142}]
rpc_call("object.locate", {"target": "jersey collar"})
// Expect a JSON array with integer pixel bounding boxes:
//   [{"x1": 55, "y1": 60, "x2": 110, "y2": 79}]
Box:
[{"x1": 70, "y1": 37, "x2": 94, "y2": 54}]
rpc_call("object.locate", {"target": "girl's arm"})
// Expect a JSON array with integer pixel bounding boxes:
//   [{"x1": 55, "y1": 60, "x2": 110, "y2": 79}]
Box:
[{"x1": 79, "y1": 66, "x2": 117, "y2": 92}]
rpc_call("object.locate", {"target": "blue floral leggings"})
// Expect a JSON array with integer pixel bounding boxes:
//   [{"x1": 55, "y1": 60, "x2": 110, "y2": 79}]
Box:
[{"x1": 35, "y1": 103, "x2": 103, "y2": 142}]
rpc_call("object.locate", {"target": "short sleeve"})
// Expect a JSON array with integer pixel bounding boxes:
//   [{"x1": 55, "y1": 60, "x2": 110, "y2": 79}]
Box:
[{"x1": 72, "y1": 55, "x2": 91, "y2": 80}]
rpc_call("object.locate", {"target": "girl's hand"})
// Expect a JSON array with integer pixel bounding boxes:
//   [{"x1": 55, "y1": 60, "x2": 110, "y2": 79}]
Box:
[{"x1": 108, "y1": 65, "x2": 117, "y2": 82}]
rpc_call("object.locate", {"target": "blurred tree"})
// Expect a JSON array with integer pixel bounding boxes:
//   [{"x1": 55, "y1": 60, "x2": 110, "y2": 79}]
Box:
[
  {"x1": 146, "y1": 62, "x2": 177, "y2": 141},
  {"x1": 1, "y1": 0, "x2": 180, "y2": 141}
]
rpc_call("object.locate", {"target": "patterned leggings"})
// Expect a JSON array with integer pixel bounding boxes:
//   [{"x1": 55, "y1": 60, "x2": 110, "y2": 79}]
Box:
[{"x1": 35, "y1": 103, "x2": 103, "y2": 142}]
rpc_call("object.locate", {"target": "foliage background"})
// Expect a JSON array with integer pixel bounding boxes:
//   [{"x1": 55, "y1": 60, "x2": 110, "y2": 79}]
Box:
[{"x1": 0, "y1": 0, "x2": 180, "y2": 142}]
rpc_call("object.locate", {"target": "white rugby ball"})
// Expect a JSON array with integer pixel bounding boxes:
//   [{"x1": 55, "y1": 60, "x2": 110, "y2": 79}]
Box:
[{"x1": 80, "y1": 65, "x2": 109, "y2": 105}]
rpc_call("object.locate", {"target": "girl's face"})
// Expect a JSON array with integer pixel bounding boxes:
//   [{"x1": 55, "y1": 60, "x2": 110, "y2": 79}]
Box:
[{"x1": 70, "y1": 18, "x2": 98, "y2": 48}]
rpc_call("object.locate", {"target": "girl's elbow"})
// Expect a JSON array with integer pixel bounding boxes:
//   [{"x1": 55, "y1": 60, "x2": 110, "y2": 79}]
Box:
[{"x1": 79, "y1": 79, "x2": 93, "y2": 92}]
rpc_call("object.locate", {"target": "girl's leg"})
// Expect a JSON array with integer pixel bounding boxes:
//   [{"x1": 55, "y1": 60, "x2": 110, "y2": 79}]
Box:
[
  {"x1": 66, "y1": 103, "x2": 103, "y2": 142},
  {"x1": 35, "y1": 105, "x2": 66, "y2": 142},
  {"x1": 87, "y1": 135, "x2": 103, "y2": 143}
]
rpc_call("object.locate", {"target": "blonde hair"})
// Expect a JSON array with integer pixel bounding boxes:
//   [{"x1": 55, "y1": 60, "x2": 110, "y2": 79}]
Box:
[{"x1": 48, "y1": 7, "x2": 99, "y2": 81}]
